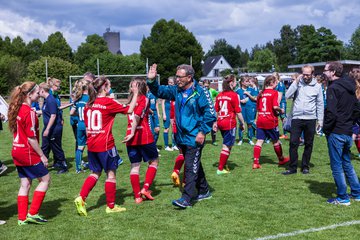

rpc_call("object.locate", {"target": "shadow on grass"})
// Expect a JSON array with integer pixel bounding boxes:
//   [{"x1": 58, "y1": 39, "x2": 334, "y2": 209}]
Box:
[
  {"x1": 0, "y1": 198, "x2": 67, "y2": 221},
  {"x1": 305, "y1": 180, "x2": 336, "y2": 198},
  {"x1": 87, "y1": 188, "x2": 127, "y2": 212},
  {"x1": 212, "y1": 161, "x2": 239, "y2": 170},
  {"x1": 0, "y1": 159, "x2": 17, "y2": 176}
]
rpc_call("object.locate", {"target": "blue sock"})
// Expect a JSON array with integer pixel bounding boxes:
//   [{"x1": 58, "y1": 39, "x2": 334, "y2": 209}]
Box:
[
  {"x1": 248, "y1": 127, "x2": 254, "y2": 140},
  {"x1": 75, "y1": 149, "x2": 83, "y2": 171},
  {"x1": 164, "y1": 132, "x2": 169, "y2": 147}
]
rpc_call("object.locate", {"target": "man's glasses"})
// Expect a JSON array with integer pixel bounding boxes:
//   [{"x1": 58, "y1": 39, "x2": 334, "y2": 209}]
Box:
[{"x1": 176, "y1": 75, "x2": 188, "y2": 79}]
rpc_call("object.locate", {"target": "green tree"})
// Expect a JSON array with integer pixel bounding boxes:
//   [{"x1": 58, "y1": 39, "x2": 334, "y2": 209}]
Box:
[
  {"x1": 27, "y1": 56, "x2": 80, "y2": 94},
  {"x1": 42, "y1": 32, "x2": 73, "y2": 62},
  {"x1": 247, "y1": 48, "x2": 277, "y2": 72},
  {"x1": 140, "y1": 19, "x2": 203, "y2": 82},
  {"x1": 75, "y1": 34, "x2": 110, "y2": 67},
  {"x1": 346, "y1": 25, "x2": 360, "y2": 60},
  {"x1": 273, "y1": 25, "x2": 297, "y2": 71},
  {"x1": 25, "y1": 39, "x2": 43, "y2": 63},
  {"x1": 205, "y1": 39, "x2": 241, "y2": 68},
  {"x1": 0, "y1": 54, "x2": 26, "y2": 94}
]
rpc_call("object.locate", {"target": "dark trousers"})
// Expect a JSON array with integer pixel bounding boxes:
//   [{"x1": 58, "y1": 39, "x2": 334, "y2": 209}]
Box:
[
  {"x1": 211, "y1": 129, "x2": 216, "y2": 143},
  {"x1": 289, "y1": 119, "x2": 316, "y2": 171},
  {"x1": 42, "y1": 125, "x2": 67, "y2": 169},
  {"x1": 180, "y1": 145, "x2": 209, "y2": 201}
]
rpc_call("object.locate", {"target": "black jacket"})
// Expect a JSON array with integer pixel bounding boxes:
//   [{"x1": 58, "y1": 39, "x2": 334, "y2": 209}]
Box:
[{"x1": 323, "y1": 76, "x2": 356, "y2": 136}]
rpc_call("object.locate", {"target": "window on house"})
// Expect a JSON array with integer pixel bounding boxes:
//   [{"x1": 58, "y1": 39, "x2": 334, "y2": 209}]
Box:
[
  {"x1": 220, "y1": 60, "x2": 223, "y2": 64},
  {"x1": 214, "y1": 69, "x2": 219, "y2": 77}
]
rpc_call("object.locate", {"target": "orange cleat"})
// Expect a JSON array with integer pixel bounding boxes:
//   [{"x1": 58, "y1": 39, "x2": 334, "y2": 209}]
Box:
[
  {"x1": 279, "y1": 157, "x2": 290, "y2": 165},
  {"x1": 141, "y1": 188, "x2": 154, "y2": 200},
  {"x1": 135, "y1": 197, "x2": 144, "y2": 204},
  {"x1": 252, "y1": 163, "x2": 261, "y2": 169}
]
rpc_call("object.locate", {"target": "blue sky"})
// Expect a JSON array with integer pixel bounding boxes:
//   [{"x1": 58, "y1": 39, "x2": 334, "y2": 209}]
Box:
[{"x1": 0, "y1": 0, "x2": 359, "y2": 55}]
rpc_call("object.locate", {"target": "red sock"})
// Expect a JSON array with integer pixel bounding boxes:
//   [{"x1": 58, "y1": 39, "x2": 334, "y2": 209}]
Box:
[
  {"x1": 130, "y1": 173, "x2": 141, "y2": 198},
  {"x1": 79, "y1": 175, "x2": 98, "y2": 201},
  {"x1": 17, "y1": 195, "x2": 28, "y2": 221},
  {"x1": 143, "y1": 165, "x2": 157, "y2": 191},
  {"x1": 274, "y1": 144, "x2": 283, "y2": 160},
  {"x1": 355, "y1": 139, "x2": 360, "y2": 153},
  {"x1": 29, "y1": 191, "x2": 46, "y2": 215},
  {"x1": 173, "y1": 154, "x2": 184, "y2": 174},
  {"x1": 105, "y1": 181, "x2": 116, "y2": 209},
  {"x1": 218, "y1": 149, "x2": 230, "y2": 170},
  {"x1": 253, "y1": 145, "x2": 262, "y2": 164}
]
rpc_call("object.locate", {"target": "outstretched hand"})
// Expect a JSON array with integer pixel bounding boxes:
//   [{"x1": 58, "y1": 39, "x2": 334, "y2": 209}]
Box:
[{"x1": 147, "y1": 64, "x2": 157, "y2": 80}]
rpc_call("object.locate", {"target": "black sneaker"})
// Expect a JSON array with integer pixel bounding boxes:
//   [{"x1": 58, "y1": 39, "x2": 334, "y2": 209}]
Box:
[
  {"x1": 282, "y1": 169, "x2": 297, "y2": 175},
  {"x1": 172, "y1": 198, "x2": 192, "y2": 209},
  {"x1": 57, "y1": 168, "x2": 68, "y2": 174}
]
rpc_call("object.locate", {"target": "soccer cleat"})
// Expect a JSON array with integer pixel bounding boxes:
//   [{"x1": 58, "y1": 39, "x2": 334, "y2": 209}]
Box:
[
  {"x1": 196, "y1": 191, "x2": 212, "y2": 201},
  {"x1": 82, "y1": 161, "x2": 89, "y2": 169},
  {"x1": 26, "y1": 213, "x2": 48, "y2": 224},
  {"x1": 212, "y1": 142, "x2": 218, "y2": 146},
  {"x1": 141, "y1": 189, "x2": 154, "y2": 200},
  {"x1": 265, "y1": 139, "x2": 270, "y2": 144},
  {"x1": 278, "y1": 157, "x2": 290, "y2": 165},
  {"x1": 135, "y1": 197, "x2": 144, "y2": 204},
  {"x1": 327, "y1": 197, "x2": 351, "y2": 206},
  {"x1": 252, "y1": 163, "x2": 261, "y2": 169},
  {"x1": 279, "y1": 135, "x2": 288, "y2": 139},
  {"x1": 76, "y1": 169, "x2": 84, "y2": 174},
  {"x1": 216, "y1": 169, "x2": 230, "y2": 175},
  {"x1": 248, "y1": 140, "x2": 255, "y2": 146},
  {"x1": 237, "y1": 140, "x2": 243, "y2": 146},
  {"x1": 165, "y1": 146, "x2": 173, "y2": 151},
  {"x1": 106, "y1": 204, "x2": 126, "y2": 213},
  {"x1": 172, "y1": 198, "x2": 192, "y2": 209},
  {"x1": 349, "y1": 194, "x2": 360, "y2": 202},
  {"x1": 0, "y1": 164, "x2": 8, "y2": 175},
  {"x1": 74, "y1": 196, "x2": 87, "y2": 216},
  {"x1": 117, "y1": 158, "x2": 123, "y2": 166},
  {"x1": 157, "y1": 148, "x2": 160, "y2": 153},
  {"x1": 171, "y1": 172, "x2": 180, "y2": 187},
  {"x1": 172, "y1": 146, "x2": 179, "y2": 151},
  {"x1": 18, "y1": 220, "x2": 28, "y2": 226}
]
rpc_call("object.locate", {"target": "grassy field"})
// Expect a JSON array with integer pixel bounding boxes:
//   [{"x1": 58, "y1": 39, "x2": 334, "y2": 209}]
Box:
[{"x1": 1, "y1": 105, "x2": 360, "y2": 240}]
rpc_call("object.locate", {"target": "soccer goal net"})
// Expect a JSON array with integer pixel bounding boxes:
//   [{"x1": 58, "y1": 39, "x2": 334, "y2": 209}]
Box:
[{"x1": 69, "y1": 74, "x2": 160, "y2": 100}]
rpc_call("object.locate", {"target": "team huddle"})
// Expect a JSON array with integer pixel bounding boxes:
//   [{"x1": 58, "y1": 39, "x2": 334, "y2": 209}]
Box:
[{"x1": 6, "y1": 61, "x2": 360, "y2": 225}]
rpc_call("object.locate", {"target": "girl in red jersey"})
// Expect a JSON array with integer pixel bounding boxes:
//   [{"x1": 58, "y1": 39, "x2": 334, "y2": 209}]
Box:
[
  {"x1": 214, "y1": 75, "x2": 245, "y2": 174},
  {"x1": 252, "y1": 75, "x2": 289, "y2": 169},
  {"x1": 124, "y1": 77, "x2": 159, "y2": 204},
  {"x1": 74, "y1": 76, "x2": 138, "y2": 216},
  {"x1": 8, "y1": 82, "x2": 50, "y2": 225}
]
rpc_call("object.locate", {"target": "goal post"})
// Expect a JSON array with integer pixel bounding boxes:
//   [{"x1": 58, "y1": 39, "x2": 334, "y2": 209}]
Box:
[{"x1": 69, "y1": 74, "x2": 160, "y2": 99}]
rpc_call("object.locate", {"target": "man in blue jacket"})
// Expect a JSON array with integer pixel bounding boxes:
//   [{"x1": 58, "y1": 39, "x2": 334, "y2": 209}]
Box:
[{"x1": 147, "y1": 64, "x2": 216, "y2": 209}]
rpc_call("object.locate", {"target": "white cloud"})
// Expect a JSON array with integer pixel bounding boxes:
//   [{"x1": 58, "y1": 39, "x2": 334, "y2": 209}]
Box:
[{"x1": 0, "y1": 9, "x2": 86, "y2": 50}]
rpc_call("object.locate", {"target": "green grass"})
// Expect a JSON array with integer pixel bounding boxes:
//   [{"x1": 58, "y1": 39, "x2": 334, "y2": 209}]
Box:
[{"x1": 1, "y1": 104, "x2": 360, "y2": 240}]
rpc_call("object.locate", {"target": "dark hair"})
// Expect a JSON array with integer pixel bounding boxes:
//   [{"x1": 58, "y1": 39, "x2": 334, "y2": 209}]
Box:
[
  {"x1": 327, "y1": 61, "x2": 343, "y2": 77},
  {"x1": 263, "y1": 75, "x2": 277, "y2": 90},
  {"x1": 222, "y1": 74, "x2": 235, "y2": 92},
  {"x1": 88, "y1": 76, "x2": 109, "y2": 106}
]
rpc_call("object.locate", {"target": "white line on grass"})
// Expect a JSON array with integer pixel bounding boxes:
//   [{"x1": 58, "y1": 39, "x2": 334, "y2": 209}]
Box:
[{"x1": 254, "y1": 220, "x2": 360, "y2": 240}]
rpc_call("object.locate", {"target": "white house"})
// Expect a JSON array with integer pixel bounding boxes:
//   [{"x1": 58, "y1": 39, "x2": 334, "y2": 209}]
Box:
[{"x1": 202, "y1": 55, "x2": 232, "y2": 78}]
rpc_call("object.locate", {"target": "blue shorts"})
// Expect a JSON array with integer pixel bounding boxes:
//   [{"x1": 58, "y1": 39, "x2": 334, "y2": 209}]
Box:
[
  {"x1": 221, "y1": 128, "x2": 236, "y2": 147},
  {"x1": 279, "y1": 102, "x2": 287, "y2": 119},
  {"x1": 127, "y1": 142, "x2": 159, "y2": 164},
  {"x1": 17, "y1": 162, "x2": 49, "y2": 179},
  {"x1": 241, "y1": 107, "x2": 249, "y2": 123},
  {"x1": 256, "y1": 127, "x2": 280, "y2": 141},
  {"x1": 149, "y1": 112, "x2": 160, "y2": 129},
  {"x1": 77, "y1": 128, "x2": 87, "y2": 147},
  {"x1": 87, "y1": 146, "x2": 120, "y2": 173},
  {"x1": 245, "y1": 107, "x2": 256, "y2": 124}
]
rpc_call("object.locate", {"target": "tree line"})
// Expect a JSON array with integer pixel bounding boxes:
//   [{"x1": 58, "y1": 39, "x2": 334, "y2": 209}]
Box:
[{"x1": 1, "y1": 19, "x2": 359, "y2": 94}]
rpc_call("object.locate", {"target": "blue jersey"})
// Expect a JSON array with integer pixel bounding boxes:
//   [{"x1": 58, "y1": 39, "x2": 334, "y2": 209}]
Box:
[
  {"x1": 275, "y1": 82, "x2": 286, "y2": 104},
  {"x1": 49, "y1": 89, "x2": 63, "y2": 120},
  {"x1": 247, "y1": 87, "x2": 259, "y2": 108},
  {"x1": 42, "y1": 94, "x2": 61, "y2": 129},
  {"x1": 147, "y1": 92, "x2": 158, "y2": 112},
  {"x1": 69, "y1": 98, "x2": 79, "y2": 126},
  {"x1": 31, "y1": 102, "x2": 40, "y2": 111},
  {"x1": 74, "y1": 94, "x2": 89, "y2": 130},
  {"x1": 236, "y1": 87, "x2": 249, "y2": 109}
]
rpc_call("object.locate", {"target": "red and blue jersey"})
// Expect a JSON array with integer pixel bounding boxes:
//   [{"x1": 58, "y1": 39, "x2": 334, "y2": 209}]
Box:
[
  {"x1": 84, "y1": 97, "x2": 129, "y2": 152},
  {"x1": 126, "y1": 95, "x2": 154, "y2": 146},
  {"x1": 215, "y1": 91, "x2": 241, "y2": 131},
  {"x1": 12, "y1": 104, "x2": 41, "y2": 166},
  {"x1": 256, "y1": 89, "x2": 279, "y2": 129}
]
